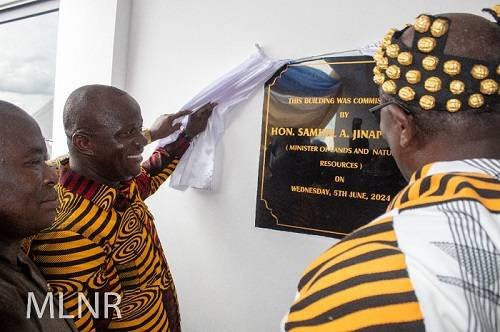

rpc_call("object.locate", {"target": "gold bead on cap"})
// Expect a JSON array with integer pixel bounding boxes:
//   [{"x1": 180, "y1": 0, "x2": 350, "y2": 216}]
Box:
[
  {"x1": 374, "y1": 48, "x2": 384, "y2": 61},
  {"x1": 386, "y1": 65, "x2": 401, "y2": 79},
  {"x1": 424, "y1": 76, "x2": 442, "y2": 92},
  {"x1": 422, "y1": 56, "x2": 439, "y2": 70},
  {"x1": 471, "y1": 65, "x2": 489, "y2": 80},
  {"x1": 382, "y1": 80, "x2": 397, "y2": 94},
  {"x1": 446, "y1": 99, "x2": 461, "y2": 112},
  {"x1": 449, "y1": 80, "x2": 465, "y2": 95},
  {"x1": 373, "y1": 53, "x2": 383, "y2": 62},
  {"x1": 419, "y1": 95, "x2": 435, "y2": 110},
  {"x1": 414, "y1": 15, "x2": 432, "y2": 33},
  {"x1": 376, "y1": 57, "x2": 389, "y2": 70},
  {"x1": 373, "y1": 73, "x2": 386, "y2": 85},
  {"x1": 494, "y1": 4, "x2": 500, "y2": 15},
  {"x1": 398, "y1": 87, "x2": 416, "y2": 101},
  {"x1": 384, "y1": 28, "x2": 397, "y2": 41},
  {"x1": 382, "y1": 29, "x2": 395, "y2": 48},
  {"x1": 480, "y1": 79, "x2": 498, "y2": 95},
  {"x1": 430, "y1": 19, "x2": 449, "y2": 37},
  {"x1": 373, "y1": 66, "x2": 383, "y2": 76},
  {"x1": 497, "y1": 64, "x2": 500, "y2": 75},
  {"x1": 382, "y1": 38, "x2": 392, "y2": 49},
  {"x1": 468, "y1": 94, "x2": 484, "y2": 108},
  {"x1": 397, "y1": 52, "x2": 413, "y2": 66},
  {"x1": 443, "y1": 60, "x2": 461, "y2": 76},
  {"x1": 405, "y1": 70, "x2": 421, "y2": 84},
  {"x1": 417, "y1": 37, "x2": 437, "y2": 53},
  {"x1": 385, "y1": 44, "x2": 400, "y2": 58}
]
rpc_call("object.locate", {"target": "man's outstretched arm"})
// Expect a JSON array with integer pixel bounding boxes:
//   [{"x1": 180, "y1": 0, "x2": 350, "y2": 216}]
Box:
[{"x1": 138, "y1": 102, "x2": 215, "y2": 197}]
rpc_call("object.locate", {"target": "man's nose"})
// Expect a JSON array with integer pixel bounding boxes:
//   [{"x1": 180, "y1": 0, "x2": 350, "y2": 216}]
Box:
[
  {"x1": 43, "y1": 162, "x2": 58, "y2": 186},
  {"x1": 137, "y1": 131, "x2": 148, "y2": 147}
]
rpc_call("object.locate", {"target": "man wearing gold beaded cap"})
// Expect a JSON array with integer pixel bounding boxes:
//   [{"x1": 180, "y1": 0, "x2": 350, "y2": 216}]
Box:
[{"x1": 283, "y1": 6, "x2": 499, "y2": 332}]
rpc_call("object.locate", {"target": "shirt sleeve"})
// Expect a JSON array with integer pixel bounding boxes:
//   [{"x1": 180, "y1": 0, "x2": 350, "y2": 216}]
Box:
[
  {"x1": 29, "y1": 230, "x2": 121, "y2": 332},
  {"x1": 136, "y1": 132, "x2": 191, "y2": 199}
]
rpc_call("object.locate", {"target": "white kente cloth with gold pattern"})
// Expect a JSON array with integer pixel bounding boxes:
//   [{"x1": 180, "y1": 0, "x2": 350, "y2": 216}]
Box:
[{"x1": 283, "y1": 159, "x2": 500, "y2": 332}]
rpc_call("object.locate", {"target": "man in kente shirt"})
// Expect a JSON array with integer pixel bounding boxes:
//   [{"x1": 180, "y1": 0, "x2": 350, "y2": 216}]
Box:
[{"x1": 30, "y1": 85, "x2": 214, "y2": 331}]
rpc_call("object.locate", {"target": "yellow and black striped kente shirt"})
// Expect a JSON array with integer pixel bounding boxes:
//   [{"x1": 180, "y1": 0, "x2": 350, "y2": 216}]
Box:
[
  {"x1": 29, "y1": 135, "x2": 191, "y2": 332},
  {"x1": 284, "y1": 159, "x2": 500, "y2": 331}
]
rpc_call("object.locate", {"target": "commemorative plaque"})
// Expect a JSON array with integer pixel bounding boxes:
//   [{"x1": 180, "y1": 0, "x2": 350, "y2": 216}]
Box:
[{"x1": 255, "y1": 55, "x2": 406, "y2": 238}]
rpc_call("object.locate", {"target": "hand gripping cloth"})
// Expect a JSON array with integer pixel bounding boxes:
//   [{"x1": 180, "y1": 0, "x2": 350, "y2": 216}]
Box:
[{"x1": 158, "y1": 49, "x2": 287, "y2": 190}]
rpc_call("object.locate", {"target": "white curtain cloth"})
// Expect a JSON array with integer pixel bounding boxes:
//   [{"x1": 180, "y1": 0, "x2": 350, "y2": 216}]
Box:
[
  {"x1": 157, "y1": 49, "x2": 287, "y2": 190},
  {"x1": 160, "y1": 45, "x2": 377, "y2": 191}
]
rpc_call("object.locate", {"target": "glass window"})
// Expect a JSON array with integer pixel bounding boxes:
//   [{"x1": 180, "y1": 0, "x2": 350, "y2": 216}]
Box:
[{"x1": 0, "y1": 8, "x2": 58, "y2": 150}]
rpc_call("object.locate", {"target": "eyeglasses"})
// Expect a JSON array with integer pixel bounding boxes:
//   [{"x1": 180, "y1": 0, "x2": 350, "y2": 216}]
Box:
[{"x1": 368, "y1": 100, "x2": 413, "y2": 124}]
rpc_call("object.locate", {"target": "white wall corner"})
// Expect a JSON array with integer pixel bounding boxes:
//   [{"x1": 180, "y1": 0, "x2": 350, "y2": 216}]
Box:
[
  {"x1": 51, "y1": 0, "x2": 132, "y2": 156},
  {"x1": 111, "y1": 0, "x2": 132, "y2": 89}
]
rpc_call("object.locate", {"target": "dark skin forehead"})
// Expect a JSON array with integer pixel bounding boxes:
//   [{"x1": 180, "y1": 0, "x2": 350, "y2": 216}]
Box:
[
  {"x1": 0, "y1": 101, "x2": 46, "y2": 164},
  {"x1": 64, "y1": 85, "x2": 143, "y2": 136}
]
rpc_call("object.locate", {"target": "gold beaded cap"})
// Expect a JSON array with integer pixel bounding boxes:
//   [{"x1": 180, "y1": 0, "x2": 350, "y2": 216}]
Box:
[{"x1": 373, "y1": 12, "x2": 499, "y2": 113}]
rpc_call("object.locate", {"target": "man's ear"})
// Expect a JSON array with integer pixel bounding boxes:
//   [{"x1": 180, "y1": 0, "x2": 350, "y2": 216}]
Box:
[
  {"x1": 387, "y1": 107, "x2": 418, "y2": 148},
  {"x1": 72, "y1": 131, "x2": 95, "y2": 156}
]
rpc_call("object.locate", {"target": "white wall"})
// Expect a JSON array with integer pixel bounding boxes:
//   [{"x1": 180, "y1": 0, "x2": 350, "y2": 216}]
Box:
[
  {"x1": 52, "y1": 0, "x2": 131, "y2": 156},
  {"x1": 54, "y1": 1, "x2": 496, "y2": 331}
]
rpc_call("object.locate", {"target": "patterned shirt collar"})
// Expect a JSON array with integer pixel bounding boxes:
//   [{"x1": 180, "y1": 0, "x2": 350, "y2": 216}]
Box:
[
  {"x1": 386, "y1": 158, "x2": 500, "y2": 211},
  {"x1": 58, "y1": 158, "x2": 134, "y2": 211},
  {"x1": 410, "y1": 158, "x2": 500, "y2": 184}
]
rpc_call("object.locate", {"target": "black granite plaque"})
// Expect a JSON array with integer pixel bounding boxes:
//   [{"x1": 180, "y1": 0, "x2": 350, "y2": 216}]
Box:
[{"x1": 255, "y1": 56, "x2": 406, "y2": 238}]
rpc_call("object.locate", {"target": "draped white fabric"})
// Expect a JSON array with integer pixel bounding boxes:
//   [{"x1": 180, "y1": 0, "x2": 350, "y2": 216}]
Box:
[
  {"x1": 159, "y1": 45, "x2": 377, "y2": 191},
  {"x1": 157, "y1": 49, "x2": 287, "y2": 190}
]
